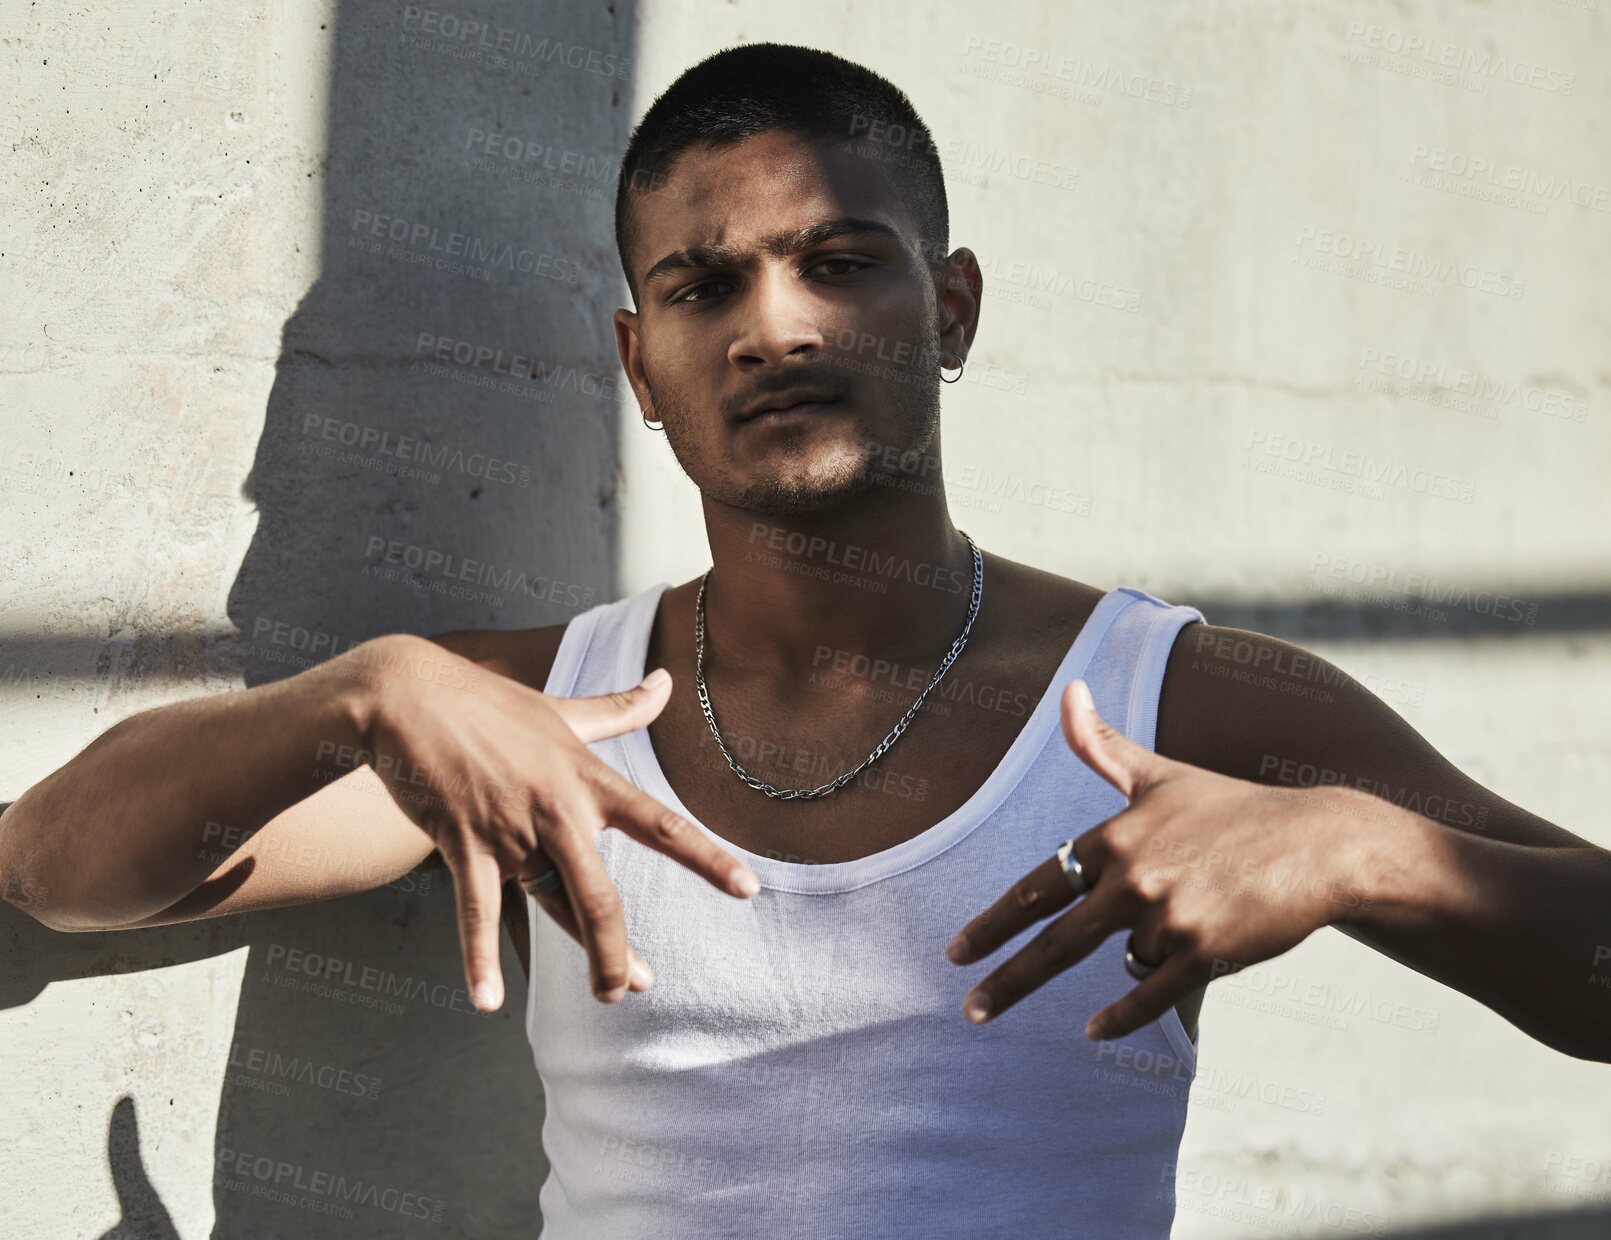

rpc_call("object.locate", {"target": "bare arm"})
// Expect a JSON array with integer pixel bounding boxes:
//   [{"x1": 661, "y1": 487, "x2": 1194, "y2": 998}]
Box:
[
  {"x1": 0, "y1": 626, "x2": 758, "y2": 1012},
  {"x1": 94, "y1": 762, "x2": 441, "y2": 930},
  {"x1": 0, "y1": 640, "x2": 387, "y2": 932},
  {"x1": 1157, "y1": 624, "x2": 1611, "y2": 1061},
  {"x1": 951, "y1": 627, "x2": 1611, "y2": 1063}
]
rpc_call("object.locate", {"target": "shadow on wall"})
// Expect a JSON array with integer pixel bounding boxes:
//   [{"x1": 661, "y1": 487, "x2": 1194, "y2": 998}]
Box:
[
  {"x1": 208, "y1": 4, "x2": 638, "y2": 1233},
  {"x1": 3, "y1": 3, "x2": 639, "y2": 1237},
  {"x1": 97, "y1": 1097, "x2": 179, "y2": 1240}
]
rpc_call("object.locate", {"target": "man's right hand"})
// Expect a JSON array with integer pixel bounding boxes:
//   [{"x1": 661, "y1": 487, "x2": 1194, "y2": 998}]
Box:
[{"x1": 342, "y1": 634, "x2": 759, "y2": 1012}]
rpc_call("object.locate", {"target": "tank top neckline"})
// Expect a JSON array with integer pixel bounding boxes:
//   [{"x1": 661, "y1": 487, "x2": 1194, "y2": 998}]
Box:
[{"x1": 613, "y1": 581, "x2": 1140, "y2": 895}]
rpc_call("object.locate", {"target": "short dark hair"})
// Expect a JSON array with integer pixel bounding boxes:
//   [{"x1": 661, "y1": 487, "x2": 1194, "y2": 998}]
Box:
[{"x1": 613, "y1": 42, "x2": 950, "y2": 303}]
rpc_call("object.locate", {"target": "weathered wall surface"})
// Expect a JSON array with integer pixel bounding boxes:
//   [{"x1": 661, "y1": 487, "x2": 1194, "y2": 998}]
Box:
[
  {"x1": 2, "y1": 2, "x2": 634, "y2": 1235},
  {"x1": 3, "y1": 2, "x2": 1609, "y2": 1237}
]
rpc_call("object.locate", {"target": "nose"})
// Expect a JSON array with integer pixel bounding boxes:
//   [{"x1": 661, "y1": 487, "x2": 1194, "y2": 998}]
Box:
[{"x1": 727, "y1": 266, "x2": 825, "y2": 369}]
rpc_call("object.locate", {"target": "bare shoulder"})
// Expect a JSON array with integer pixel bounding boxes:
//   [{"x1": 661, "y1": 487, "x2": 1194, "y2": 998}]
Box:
[
  {"x1": 982, "y1": 552, "x2": 1108, "y2": 636},
  {"x1": 422, "y1": 622, "x2": 570, "y2": 693},
  {"x1": 1153, "y1": 621, "x2": 1426, "y2": 780}
]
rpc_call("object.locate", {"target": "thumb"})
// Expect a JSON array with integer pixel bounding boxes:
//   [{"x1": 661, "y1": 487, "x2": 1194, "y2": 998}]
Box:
[
  {"x1": 547, "y1": 667, "x2": 673, "y2": 745},
  {"x1": 1061, "y1": 679, "x2": 1165, "y2": 800}
]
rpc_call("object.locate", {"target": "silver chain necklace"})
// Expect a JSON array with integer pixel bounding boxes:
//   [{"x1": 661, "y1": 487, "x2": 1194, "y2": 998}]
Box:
[{"x1": 693, "y1": 531, "x2": 984, "y2": 800}]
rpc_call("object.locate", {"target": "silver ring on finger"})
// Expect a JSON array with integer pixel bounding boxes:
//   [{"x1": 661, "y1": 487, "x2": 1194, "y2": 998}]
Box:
[
  {"x1": 1055, "y1": 838, "x2": 1090, "y2": 898},
  {"x1": 527, "y1": 865, "x2": 563, "y2": 897},
  {"x1": 1123, "y1": 932, "x2": 1163, "y2": 981}
]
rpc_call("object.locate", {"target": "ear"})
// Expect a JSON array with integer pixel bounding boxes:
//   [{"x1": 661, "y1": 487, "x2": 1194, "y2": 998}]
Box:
[
  {"x1": 613, "y1": 306, "x2": 650, "y2": 411},
  {"x1": 934, "y1": 246, "x2": 982, "y2": 367},
  {"x1": 1060, "y1": 679, "x2": 1168, "y2": 801}
]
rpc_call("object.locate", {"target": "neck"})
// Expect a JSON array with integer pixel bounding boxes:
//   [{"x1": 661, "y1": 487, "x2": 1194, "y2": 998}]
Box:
[{"x1": 699, "y1": 470, "x2": 976, "y2": 675}]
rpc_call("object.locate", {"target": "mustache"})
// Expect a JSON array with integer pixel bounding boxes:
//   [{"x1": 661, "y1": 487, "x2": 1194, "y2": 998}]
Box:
[{"x1": 726, "y1": 371, "x2": 851, "y2": 418}]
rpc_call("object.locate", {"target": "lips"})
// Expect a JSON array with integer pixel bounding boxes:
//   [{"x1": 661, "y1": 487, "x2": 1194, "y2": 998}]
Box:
[{"x1": 735, "y1": 389, "x2": 842, "y2": 423}]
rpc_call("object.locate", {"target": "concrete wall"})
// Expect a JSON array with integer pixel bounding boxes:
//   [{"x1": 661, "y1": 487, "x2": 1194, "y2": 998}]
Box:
[{"x1": 3, "y1": 2, "x2": 1610, "y2": 1237}]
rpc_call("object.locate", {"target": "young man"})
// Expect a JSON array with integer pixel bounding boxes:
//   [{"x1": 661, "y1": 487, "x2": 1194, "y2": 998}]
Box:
[{"x1": 4, "y1": 41, "x2": 1608, "y2": 1238}]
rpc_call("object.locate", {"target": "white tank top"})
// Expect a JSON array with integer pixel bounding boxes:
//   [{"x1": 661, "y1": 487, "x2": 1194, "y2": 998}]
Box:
[{"x1": 525, "y1": 582, "x2": 1204, "y2": 1238}]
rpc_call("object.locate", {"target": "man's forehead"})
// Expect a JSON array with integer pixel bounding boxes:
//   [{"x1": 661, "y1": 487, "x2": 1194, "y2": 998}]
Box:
[{"x1": 631, "y1": 133, "x2": 918, "y2": 276}]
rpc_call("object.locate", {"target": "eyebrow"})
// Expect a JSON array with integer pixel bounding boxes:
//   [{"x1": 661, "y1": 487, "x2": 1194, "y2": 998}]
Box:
[{"x1": 639, "y1": 217, "x2": 902, "y2": 292}]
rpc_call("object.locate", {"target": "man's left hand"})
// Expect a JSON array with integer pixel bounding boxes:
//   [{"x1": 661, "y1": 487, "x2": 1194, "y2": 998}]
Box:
[{"x1": 946, "y1": 679, "x2": 1384, "y2": 1040}]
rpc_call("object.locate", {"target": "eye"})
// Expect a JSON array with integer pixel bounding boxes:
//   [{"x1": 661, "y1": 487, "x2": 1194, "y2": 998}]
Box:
[
  {"x1": 671, "y1": 278, "x2": 734, "y2": 305},
  {"x1": 809, "y1": 256, "x2": 870, "y2": 277}
]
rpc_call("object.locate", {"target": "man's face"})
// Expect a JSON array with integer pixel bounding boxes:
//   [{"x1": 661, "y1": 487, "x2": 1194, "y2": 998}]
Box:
[{"x1": 614, "y1": 128, "x2": 976, "y2": 516}]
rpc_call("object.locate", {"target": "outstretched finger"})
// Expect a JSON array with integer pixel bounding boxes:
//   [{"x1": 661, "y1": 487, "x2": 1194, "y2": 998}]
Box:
[
  {"x1": 1085, "y1": 949, "x2": 1202, "y2": 1042},
  {"x1": 946, "y1": 832, "x2": 1106, "y2": 965},
  {"x1": 537, "y1": 804, "x2": 634, "y2": 1002},
  {"x1": 441, "y1": 835, "x2": 508, "y2": 1012},
  {"x1": 588, "y1": 761, "x2": 759, "y2": 899},
  {"x1": 959, "y1": 885, "x2": 1123, "y2": 1024},
  {"x1": 520, "y1": 864, "x2": 655, "y2": 991}
]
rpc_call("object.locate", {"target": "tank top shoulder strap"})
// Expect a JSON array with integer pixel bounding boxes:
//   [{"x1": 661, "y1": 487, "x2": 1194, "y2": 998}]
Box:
[
  {"x1": 543, "y1": 581, "x2": 672, "y2": 698},
  {"x1": 1081, "y1": 586, "x2": 1204, "y2": 751}
]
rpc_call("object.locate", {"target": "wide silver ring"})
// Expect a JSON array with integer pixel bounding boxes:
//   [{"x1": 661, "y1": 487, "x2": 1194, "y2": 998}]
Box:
[
  {"x1": 1123, "y1": 933, "x2": 1162, "y2": 981},
  {"x1": 1055, "y1": 838, "x2": 1089, "y2": 898},
  {"x1": 527, "y1": 866, "x2": 563, "y2": 897}
]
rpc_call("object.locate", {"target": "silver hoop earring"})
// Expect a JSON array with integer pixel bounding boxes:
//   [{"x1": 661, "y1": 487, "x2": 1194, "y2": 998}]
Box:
[
  {"x1": 642, "y1": 408, "x2": 664, "y2": 431},
  {"x1": 940, "y1": 355, "x2": 965, "y2": 384}
]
